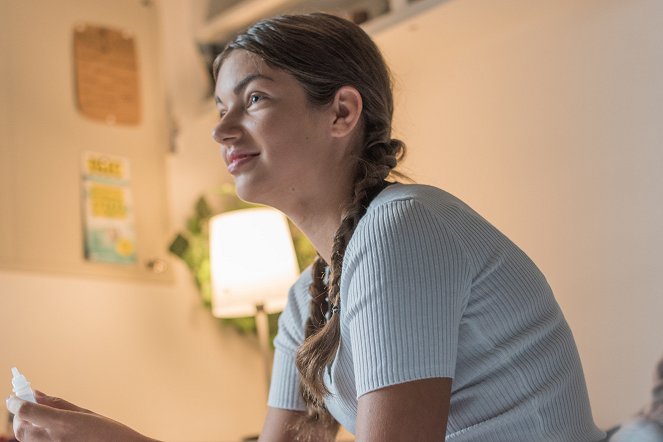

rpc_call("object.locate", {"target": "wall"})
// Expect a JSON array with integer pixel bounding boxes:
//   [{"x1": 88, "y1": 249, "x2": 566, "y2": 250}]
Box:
[
  {"x1": 374, "y1": 0, "x2": 663, "y2": 428},
  {"x1": 0, "y1": 0, "x2": 173, "y2": 282},
  {"x1": 0, "y1": 1, "x2": 266, "y2": 441},
  {"x1": 0, "y1": 267, "x2": 266, "y2": 441}
]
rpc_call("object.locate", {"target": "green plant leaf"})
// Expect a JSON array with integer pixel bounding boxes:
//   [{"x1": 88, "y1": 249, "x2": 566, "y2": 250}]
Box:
[
  {"x1": 195, "y1": 196, "x2": 213, "y2": 220},
  {"x1": 186, "y1": 215, "x2": 202, "y2": 235},
  {"x1": 168, "y1": 233, "x2": 189, "y2": 259}
]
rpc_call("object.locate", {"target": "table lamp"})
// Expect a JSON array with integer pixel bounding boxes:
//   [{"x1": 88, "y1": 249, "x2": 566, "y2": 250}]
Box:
[{"x1": 209, "y1": 207, "x2": 300, "y2": 386}]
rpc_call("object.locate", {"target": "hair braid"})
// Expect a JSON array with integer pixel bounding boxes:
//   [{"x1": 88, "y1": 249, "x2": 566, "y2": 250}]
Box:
[
  {"x1": 294, "y1": 138, "x2": 406, "y2": 435},
  {"x1": 304, "y1": 256, "x2": 330, "y2": 340}
]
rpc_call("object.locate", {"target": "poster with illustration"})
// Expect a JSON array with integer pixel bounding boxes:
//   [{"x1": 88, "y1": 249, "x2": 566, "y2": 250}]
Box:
[{"x1": 81, "y1": 151, "x2": 137, "y2": 264}]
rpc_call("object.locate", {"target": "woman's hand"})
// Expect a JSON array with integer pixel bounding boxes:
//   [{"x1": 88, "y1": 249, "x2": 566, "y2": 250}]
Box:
[{"x1": 6, "y1": 391, "x2": 158, "y2": 442}]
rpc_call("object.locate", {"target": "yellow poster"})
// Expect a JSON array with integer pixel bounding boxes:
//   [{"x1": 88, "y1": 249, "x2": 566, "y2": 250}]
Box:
[{"x1": 81, "y1": 152, "x2": 136, "y2": 264}]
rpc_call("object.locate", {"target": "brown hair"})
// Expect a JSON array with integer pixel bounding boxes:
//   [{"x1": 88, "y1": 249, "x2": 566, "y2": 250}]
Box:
[{"x1": 214, "y1": 12, "x2": 406, "y2": 439}]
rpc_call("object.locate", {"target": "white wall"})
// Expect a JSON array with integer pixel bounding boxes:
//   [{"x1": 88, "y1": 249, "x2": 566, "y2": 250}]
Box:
[
  {"x1": 0, "y1": 266, "x2": 266, "y2": 441},
  {"x1": 374, "y1": 0, "x2": 663, "y2": 428},
  {"x1": 0, "y1": 1, "x2": 266, "y2": 440}
]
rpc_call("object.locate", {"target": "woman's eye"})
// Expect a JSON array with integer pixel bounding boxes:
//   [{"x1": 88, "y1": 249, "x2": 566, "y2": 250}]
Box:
[{"x1": 248, "y1": 93, "x2": 264, "y2": 106}]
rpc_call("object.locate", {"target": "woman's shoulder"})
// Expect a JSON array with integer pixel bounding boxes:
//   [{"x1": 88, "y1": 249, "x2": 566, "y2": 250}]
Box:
[
  {"x1": 369, "y1": 183, "x2": 470, "y2": 213},
  {"x1": 354, "y1": 182, "x2": 508, "y2": 260},
  {"x1": 370, "y1": 182, "x2": 452, "y2": 205},
  {"x1": 364, "y1": 182, "x2": 479, "y2": 228},
  {"x1": 346, "y1": 183, "x2": 478, "y2": 258},
  {"x1": 275, "y1": 266, "x2": 313, "y2": 342},
  {"x1": 290, "y1": 264, "x2": 313, "y2": 301},
  {"x1": 279, "y1": 265, "x2": 314, "y2": 327}
]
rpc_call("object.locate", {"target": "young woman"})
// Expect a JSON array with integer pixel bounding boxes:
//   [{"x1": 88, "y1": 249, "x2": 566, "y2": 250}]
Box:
[{"x1": 8, "y1": 12, "x2": 606, "y2": 442}]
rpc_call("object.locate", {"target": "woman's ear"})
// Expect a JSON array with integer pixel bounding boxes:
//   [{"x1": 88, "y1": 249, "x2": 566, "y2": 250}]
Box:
[{"x1": 330, "y1": 86, "x2": 363, "y2": 138}]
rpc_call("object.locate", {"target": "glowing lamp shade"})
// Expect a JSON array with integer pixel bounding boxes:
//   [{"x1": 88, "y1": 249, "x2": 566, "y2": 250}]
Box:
[{"x1": 209, "y1": 208, "x2": 299, "y2": 318}]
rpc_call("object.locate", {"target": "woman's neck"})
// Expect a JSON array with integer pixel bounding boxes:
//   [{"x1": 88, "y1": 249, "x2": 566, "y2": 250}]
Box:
[{"x1": 283, "y1": 188, "x2": 350, "y2": 266}]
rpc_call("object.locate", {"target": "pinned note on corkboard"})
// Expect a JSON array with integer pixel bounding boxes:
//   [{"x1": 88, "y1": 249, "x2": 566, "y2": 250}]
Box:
[{"x1": 73, "y1": 24, "x2": 141, "y2": 125}]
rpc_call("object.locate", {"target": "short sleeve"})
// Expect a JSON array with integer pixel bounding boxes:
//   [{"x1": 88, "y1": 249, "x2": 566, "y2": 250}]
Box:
[
  {"x1": 267, "y1": 272, "x2": 311, "y2": 411},
  {"x1": 341, "y1": 199, "x2": 473, "y2": 398}
]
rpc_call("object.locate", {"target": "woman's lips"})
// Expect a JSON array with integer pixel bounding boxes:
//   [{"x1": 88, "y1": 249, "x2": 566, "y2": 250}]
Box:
[{"x1": 227, "y1": 152, "x2": 259, "y2": 174}]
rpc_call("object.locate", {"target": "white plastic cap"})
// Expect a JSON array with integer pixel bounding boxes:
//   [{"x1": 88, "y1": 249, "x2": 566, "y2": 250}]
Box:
[
  {"x1": 11, "y1": 367, "x2": 30, "y2": 390},
  {"x1": 10, "y1": 367, "x2": 36, "y2": 403}
]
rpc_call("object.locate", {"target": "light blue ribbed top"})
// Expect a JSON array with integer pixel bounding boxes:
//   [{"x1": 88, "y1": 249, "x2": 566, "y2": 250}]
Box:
[{"x1": 268, "y1": 183, "x2": 606, "y2": 441}]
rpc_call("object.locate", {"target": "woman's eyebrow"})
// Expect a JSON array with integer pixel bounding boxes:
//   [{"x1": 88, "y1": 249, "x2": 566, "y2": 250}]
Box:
[{"x1": 215, "y1": 73, "x2": 275, "y2": 105}]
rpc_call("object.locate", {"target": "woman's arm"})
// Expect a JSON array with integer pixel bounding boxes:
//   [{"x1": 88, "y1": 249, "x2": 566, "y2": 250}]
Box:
[
  {"x1": 9, "y1": 394, "x2": 336, "y2": 442},
  {"x1": 355, "y1": 377, "x2": 452, "y2": 442},
  {"x1": 259, "y1": 407, "x2": 337, "y2": 442},
  {"x1": 7, "y1": 392, "x2": 158, "y2": 442}
]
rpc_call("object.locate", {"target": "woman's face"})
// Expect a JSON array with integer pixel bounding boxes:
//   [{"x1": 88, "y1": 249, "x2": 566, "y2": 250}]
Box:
[{"x1": 212, "y1": 49, "x2": 339, "y2": 207}]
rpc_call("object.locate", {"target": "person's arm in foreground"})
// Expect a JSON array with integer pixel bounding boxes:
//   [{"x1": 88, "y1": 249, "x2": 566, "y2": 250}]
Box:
[
  {"x1": 6, "y1": 391, "x2": 157, "y2": 442},
  {"x1": 258, "y1": 378, "x2": 451, "y2": 442},
  {"x1": 258, "y1": 407, "x2": 337, "y2": 442},
  {"x1": 355, "y1": 377, "x2": 451, "y2": 442}
]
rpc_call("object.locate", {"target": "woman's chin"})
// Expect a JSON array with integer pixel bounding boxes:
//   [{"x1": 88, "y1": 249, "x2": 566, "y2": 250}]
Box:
[
  {"x1": 233, "y1": 181, "x2": 265, "y2": 205},
  {"x1": 233, "y1": 176, "x2": 292, "y2": 210}
]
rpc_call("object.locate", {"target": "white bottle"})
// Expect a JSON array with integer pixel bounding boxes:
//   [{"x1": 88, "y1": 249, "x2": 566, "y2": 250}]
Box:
[{"x1": 11, "y1": 367, "x2": 37, "y2": 403}]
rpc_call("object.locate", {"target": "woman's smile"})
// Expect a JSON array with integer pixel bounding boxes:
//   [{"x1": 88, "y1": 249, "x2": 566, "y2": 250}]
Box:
[{"x1": 225, "y1": 150, "x2": 260, "y2": 174}]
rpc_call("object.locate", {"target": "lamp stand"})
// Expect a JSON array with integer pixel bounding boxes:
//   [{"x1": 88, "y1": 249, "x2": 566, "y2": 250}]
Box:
[
  {"x1": 254, "y1": 303, "x2": 272, "y2": 388},
  {"x1": 239, "y1": 304, "x2": 273, "y2": 442}
]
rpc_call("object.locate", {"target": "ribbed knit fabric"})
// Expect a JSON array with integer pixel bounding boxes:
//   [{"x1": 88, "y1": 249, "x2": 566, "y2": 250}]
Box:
[{"x1": 268, "y1": 183, "x2": 606, "y2": 441}]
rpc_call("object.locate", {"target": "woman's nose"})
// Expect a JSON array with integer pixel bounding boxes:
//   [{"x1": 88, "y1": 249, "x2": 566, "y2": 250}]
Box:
[{"x1": 212, "y1": 112, "x2": 242, "y2": 145}]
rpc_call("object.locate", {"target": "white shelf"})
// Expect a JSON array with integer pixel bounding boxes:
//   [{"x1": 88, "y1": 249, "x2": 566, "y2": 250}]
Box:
[
  {"x1": 196, "y1": 0, "x2": 302, "y2": 42},
  {"x1": 196, "y1": 0, "x2": 450, "y2": 42},
  {"x1": 362, "y1": 0, "x2": 450, "y2": 35}
]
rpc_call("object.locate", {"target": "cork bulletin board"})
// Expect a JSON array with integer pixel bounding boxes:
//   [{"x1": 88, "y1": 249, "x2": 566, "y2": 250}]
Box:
[{"x1": 73, "y1": 24, "x2": 141, "y2": 125}]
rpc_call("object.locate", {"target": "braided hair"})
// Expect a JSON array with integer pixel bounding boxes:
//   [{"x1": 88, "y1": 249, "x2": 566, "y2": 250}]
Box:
[{"x1": 214, "y1": 13, "x2": 407, "y2": 438}]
